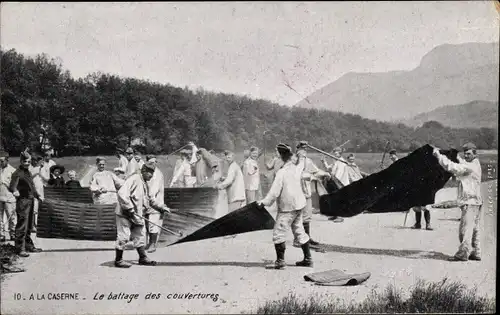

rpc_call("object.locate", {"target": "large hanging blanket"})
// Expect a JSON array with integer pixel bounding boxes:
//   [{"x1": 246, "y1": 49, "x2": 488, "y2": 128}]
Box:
[
  {"x1": 37, "y1": 188, "x2": 220, "y2": 245},
  {"x1": 37, "y1": 188, "x2": 275, "y2": 246},
  {"x1": 319, "y1": 145, "x2": 459, "y2": 217}
]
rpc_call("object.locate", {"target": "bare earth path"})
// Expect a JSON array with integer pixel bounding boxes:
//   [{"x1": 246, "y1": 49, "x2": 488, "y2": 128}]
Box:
[{"x1": 1, "y1": 181, "x2": 496, "y2": 314}]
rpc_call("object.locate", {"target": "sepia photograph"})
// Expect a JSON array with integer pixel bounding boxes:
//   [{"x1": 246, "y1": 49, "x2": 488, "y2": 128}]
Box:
[{"x1": 0, "y1": 1, "x2": 498, "y2": 314}]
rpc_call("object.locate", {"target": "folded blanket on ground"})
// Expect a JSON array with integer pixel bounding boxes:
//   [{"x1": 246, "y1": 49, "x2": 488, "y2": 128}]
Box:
[
  {"x1": 319, "y1": 145, "x2": 458, "y2": 217},
  {"x1": 304, "y1": 269, "x2": 371, "y2": 286}
]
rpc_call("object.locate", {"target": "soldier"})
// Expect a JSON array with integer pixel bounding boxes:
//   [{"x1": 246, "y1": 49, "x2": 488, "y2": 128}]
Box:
[
  {"x1": 9, "y1": 151, "x2": 43, "y2": 256},
  {"x1": 296, "y1": 141, "x2": 332, "y2": 244},
  {"x1": 258, "y1": 143, "x2": 312, "y2": 269},
  {"x1": 216, "y1": 150, "x2": 246, "y2": 212},
  {"x1": 0, "y1": 150, "x2": 17, "y2": 242},
  {"x1": 169, "y1": 149, "x2": 196, "y2": 188},
  {"x1": 144, "y1": 155, "x2": 169, "y2": 253},
  {"x1": 243, "y1": 147, "x2": 260, "y2": 204},
  {"x1": 114, "y1": 162, "x2": 170, "y2": 268},
  {"x1": 90, "y1": 157, "x2": 124, "y2": 205},
  {"x1": 389, "y1": 149, "x2": 399, "y2": 163},
  {"x1": 40, "y1": 151, "x2": 56, "y2": 187},
  {"x1": 433, "y1": 143, "x2": 483, "y2": 261},
  {"x1": 29, "y1": 154, "x2": 46, "y2": 233},
  {"x1": 124, "y1": 147, "x2": 139, "y2": 178}
]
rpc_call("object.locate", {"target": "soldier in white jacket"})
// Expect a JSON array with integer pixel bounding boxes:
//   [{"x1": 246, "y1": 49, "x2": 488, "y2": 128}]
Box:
[
  {"x1": 29, "y1": 154, "x2": 47, "y2": 233},
  {"x1": 114, "y1": 162, "x2": 170, "y2": 268},
  {"x1": 433, "y1": 142, "x2": 483, "y2": 261},
  {"x1": 90, "y1": 158, "x2": 124, "y2": 205},
  {"x1": 258, "y1": 143, "x2": 312, "y2": 270},
  {"x1": 144, "y1": 155, "x2": 169, "y2": 253},
  {"x1": 216, "y1": 150, "x2": 246, "y2": 212},
  {"x1": 296, "y1": 141, "x2": 331, "y2": 245},
  {"x1": 242, "y1": 147, "x2": 260, "y2": 204},
  {"x1": 0, "y1": 150, "x2": 17, "y2": 241},
  {"x1": 124, "y1": 147, "x2": 139, "y2": 178}
]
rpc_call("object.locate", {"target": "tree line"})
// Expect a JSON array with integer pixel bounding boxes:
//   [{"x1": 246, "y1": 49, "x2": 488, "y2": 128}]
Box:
[{"x1": 1, "y1": 49, "x2": 497, "y2": 156}]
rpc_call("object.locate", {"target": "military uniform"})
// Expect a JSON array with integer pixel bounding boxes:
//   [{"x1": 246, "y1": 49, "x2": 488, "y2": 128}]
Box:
[{"x1": 260, "y1": 143, "x2": 312, "y2": 269}]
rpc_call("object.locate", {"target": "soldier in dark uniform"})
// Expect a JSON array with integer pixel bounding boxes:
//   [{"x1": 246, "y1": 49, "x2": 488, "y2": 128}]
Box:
[{"x1": 9, "y1": 151, "x2": 43, "y2": 257}]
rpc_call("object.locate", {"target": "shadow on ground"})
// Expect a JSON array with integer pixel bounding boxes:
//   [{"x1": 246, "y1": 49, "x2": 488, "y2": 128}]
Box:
[
  {"x1": 100, "y1": 260, "x2": 269, "y2": 268},
  {"x1": 44, "y1": 248, "x2": 116, "y2": 253},
  {"x1": 312, "y1": 243, "x2": 452, "y2": 261}
]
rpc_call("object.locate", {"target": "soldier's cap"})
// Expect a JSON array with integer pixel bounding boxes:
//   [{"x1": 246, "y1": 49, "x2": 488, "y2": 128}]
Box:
[
  {"x1": 146, "y1": 154, "x2": 156, "y2": 161},
  {"x1": 250, "y1": 146, "x2": 259, "y2": 152},
  {"x1": 0, "y1": 150, "x2": 9, "y2": 158},
  {"x1": 333, "y1": 147, "x2": 342, "y2": 153},
  {"x1": 180, "y1": 149, "x2": 191, "y2": 155},
  {"x1": 96, "y1": 157, "x2": 106, "y2": 164},
  {"x1": 277, "y1": 143, "x2": 292, "y2": 154},
  {"x1": 125, "y1": 147, "x2": 134, "y2": 154},
  {"x1": 389, "y1": 149, "x2": 397, "y2": 155},
  {"x1": 462, "y1": 142, "x2": 477, "y2": 151},
  {"x1": 141, "y1": 162, "x2": 156, "y2": 173},
  {"x1": 296, "y1": 141, "x2": 308, "y2": 149}
]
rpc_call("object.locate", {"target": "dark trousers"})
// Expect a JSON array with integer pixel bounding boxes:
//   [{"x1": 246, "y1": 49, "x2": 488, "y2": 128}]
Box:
[{"x1": 15, "y1": 198, "x2": 35, "y2": 252}]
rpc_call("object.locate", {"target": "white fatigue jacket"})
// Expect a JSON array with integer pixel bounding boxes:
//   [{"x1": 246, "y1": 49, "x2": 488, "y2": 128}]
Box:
[
  {"x1": 298, "y1": 157, "x2": 328, "y2": 198},
  {"x1": 242, "y1": 158, "x2": 260, "y2": 191},
  {"x1": 219, "y1": 161, "x2": 246, "y2": 203},
  {"x1": 125, "y1": 158, "x2": 139, "y2": 178},
  {"x1": 90, "y1": 170, "x2": 125, "y2": 204},
  {"x1": 170, "y1": 160, "x2": 195, "y2": 187},
  {"x1": 329, "y1": 158, "x2": 350, "y2": 187},
  {"x1": 116, "y1": 173, "x2": 149, "y2": 218},
  {"x1": 435, "y1": 153, "x2": 483, "y2": 206},
  {"x1": 145, "y1": 168, "x2": 166, "y2": 215},
  {"x1": 0, "y1": 164, "x2": 17, "y2": 203},
  {"x1": 117, "y1": 155, "x2": 128, "y2": 173},
  {"x1": 29, "y1": 165, "x2": 46, "y2": 199},
  {"x1": 261, "y1": 160, "x2": 306, "y2": 212},
  {"x1": 346, "y1": 163, "x2": 363, "y2": 183},
  {"x1": 40, "y1": 159, "x2": 56, "y2": 186}
]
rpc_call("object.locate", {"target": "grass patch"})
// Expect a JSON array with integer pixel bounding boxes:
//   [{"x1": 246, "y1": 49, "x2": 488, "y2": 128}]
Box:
[{"x1": 255, "y1": 278, "x2": 496, "y2": 314}]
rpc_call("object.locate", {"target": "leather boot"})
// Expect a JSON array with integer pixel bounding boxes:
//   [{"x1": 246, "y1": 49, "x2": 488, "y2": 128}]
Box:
[
  {"x1": 412, "y1": 211, "x2": 422, "y2": 229},
  {"x1": 304, "y1": 223, "x2": 320, "y2": 246},
  {"x1": 424, "y1": 210, "x2": 433, "y2": 230},
  {"x1": 147, "y1": 233, "x2": 158, "y2": 253},
  {"x1": 296, "y1": 241, "x2": 313, "y2": 267},
  {"x1": 114, "y1": 249, "x2": 131, "y2": 268},
  {"x1": 274, "y1": 242, "x2": 286, "y2": 269},
  {"x1": 137, "y1": 246, "x2": 156, "y2": 266}
]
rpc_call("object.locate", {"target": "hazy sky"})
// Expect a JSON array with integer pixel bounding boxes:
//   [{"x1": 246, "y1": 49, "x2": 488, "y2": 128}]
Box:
[{"x1": 1, "y1": 1, "x2": 498, "y2": 106}]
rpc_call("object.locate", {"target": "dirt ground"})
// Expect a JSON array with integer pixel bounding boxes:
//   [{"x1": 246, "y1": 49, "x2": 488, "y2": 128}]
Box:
[{"x1": 1, "y1": 181, "x2": 496, "y2": 314}]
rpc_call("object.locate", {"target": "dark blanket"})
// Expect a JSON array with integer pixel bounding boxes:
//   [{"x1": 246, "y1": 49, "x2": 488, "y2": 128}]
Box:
[
  {"x1": 170, "y1": 202, "x2": 275, "y2": 246},
  {"x1": 319, "y1": 145, "x2": 458, "y2": 217}
]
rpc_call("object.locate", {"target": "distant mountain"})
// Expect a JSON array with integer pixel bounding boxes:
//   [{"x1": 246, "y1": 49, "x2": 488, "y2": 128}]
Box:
[
  {"x1": 296, "y1": 42, "x2": 499, "y2": 122},
  {"x1": 402, "y1": 100, "x2": 498, "y2": 129}
]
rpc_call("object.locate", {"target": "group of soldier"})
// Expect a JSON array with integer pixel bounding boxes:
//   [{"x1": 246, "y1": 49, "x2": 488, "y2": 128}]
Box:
[{"x1": 0, "y1": 139, "x2": 484, "y2": 268}]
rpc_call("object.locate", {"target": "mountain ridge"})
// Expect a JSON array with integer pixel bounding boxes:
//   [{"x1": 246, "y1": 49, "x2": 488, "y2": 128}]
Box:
[{"x1": 296, "y1": 42, "x2": 499, "y2": 121}]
